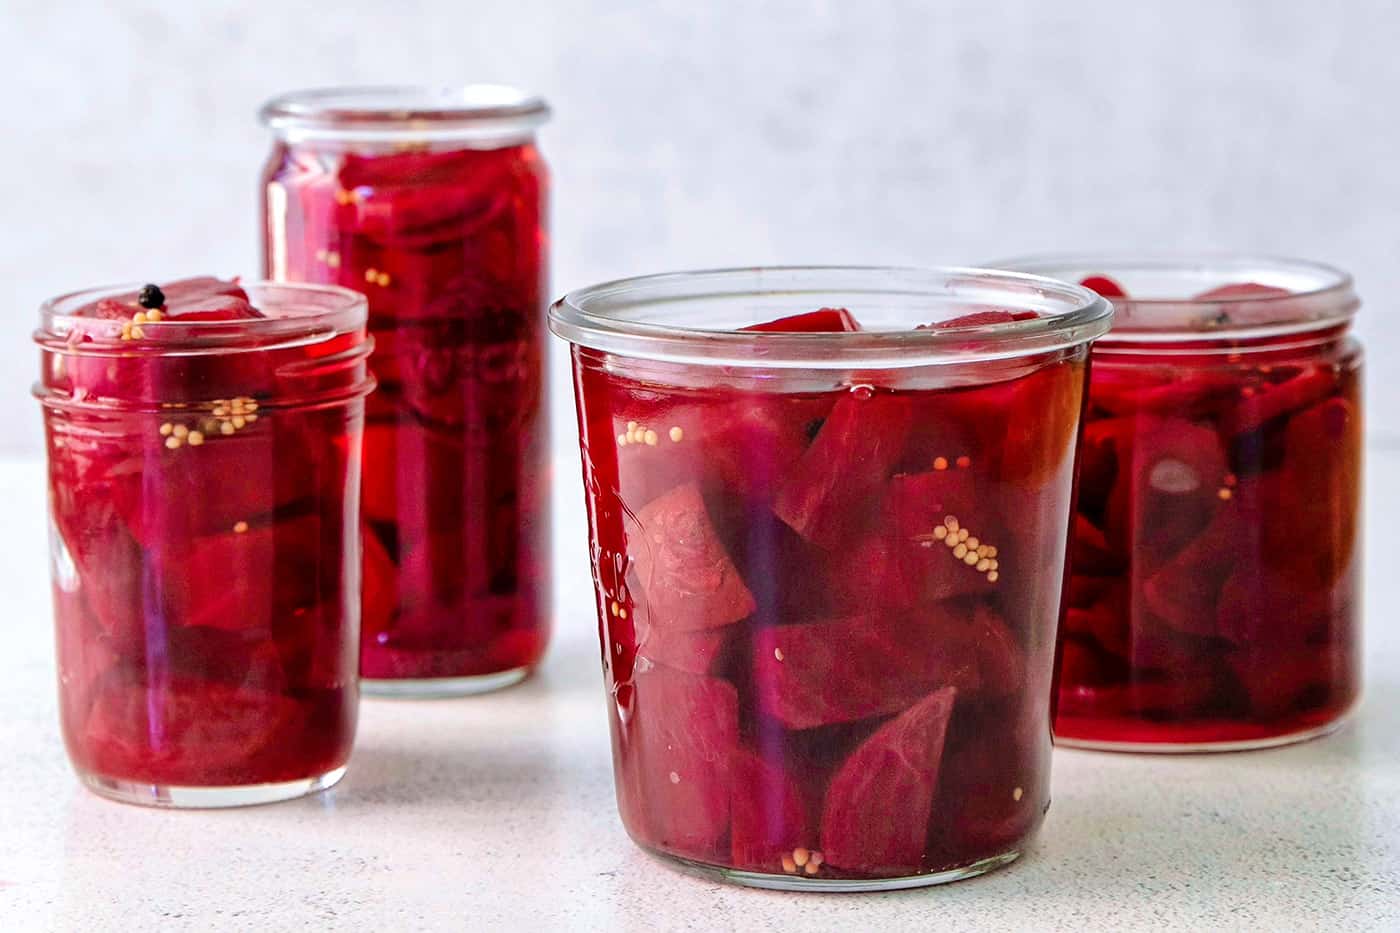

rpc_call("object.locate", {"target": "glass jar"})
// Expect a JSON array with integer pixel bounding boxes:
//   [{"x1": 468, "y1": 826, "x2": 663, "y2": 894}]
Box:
[
  {"x1": 1001, "y1": 255, "x2": 1363, "y2": 751},
  {"x1": 550, "y1": 267, "x2": 1112, "y2": 890},
  {"x1": 260, "y1": 86, "x2": 552, "y2": 696},
  {"x1": 34, "y1": 279, "x2": 374, "y2": 806}
]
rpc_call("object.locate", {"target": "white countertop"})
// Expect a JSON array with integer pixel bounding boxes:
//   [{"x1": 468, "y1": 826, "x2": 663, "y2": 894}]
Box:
[{"x1": 2, "y1": 451, "x2": 1397, "y2": 932}]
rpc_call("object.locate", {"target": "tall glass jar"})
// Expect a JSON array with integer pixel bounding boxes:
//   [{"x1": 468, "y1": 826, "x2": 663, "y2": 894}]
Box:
[
  {"x1": 35, "y1": 279, "x2": 374, "y2": 806},
  {"x1": 551, "y1": 267, "x2": 1112, "y2": 890},
  {"x1": 260, "y1": 87, "x2": 552, "y2": 696},
  {"x1": 1001, "y1": 255, "x2": 1363, "y2": 751}
]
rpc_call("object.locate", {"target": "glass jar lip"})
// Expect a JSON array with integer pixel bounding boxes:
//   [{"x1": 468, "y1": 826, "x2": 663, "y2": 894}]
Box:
[
  {"x1": 37, "y1": 280, "x2": 369, "y2": 357},
  {"x1": 989, "y1": 252, "x2": 1358, "y2": 345},
  {"x1": 259, "y1": 85, "x2": 550, "y2": 144},
  {"x1": 549, "y1": 265, "x2": 1113, "y2": 369}
]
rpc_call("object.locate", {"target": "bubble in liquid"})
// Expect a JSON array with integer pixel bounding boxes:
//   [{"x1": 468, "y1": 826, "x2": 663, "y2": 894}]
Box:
[{"x1": 850, "y1": 384, "x2": 874, "y2": 400}]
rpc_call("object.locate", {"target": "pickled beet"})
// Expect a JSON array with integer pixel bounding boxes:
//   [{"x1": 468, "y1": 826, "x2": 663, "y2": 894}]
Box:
[
  {"x1": 1057, "y1": 277, "x2": 1361, "y2": 747},
  {"x1": 744, "y1": 308, "x2": 861, "y2": 332},
  {"x1": 819, "y1": 687, "x2": 956, "y2": 875},
  {"x1": 631, "y1": 483, "x2": 757, "y2": 631},
  {"x1": 264, "y1": 134, "x2": 550, "y2": 684},
  {"x1": 572, "y1": 316, "x2": 1081, "y2": 881},
  {"x1": 39, "y1": 279, "x2": 370, "y2": 796},
  {"x1": 1079, "y1": 275, "x2": 1127, "y2": 298}
]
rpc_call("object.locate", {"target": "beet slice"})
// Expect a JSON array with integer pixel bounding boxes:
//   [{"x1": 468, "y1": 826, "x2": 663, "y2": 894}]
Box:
[
  {"x1": 1079, "y1": 275, "x2": 1128, "y2": 298},
  {"x1": 1090, "y1": 369, "x2": 1243, "y2": 420},
  {"x1": 824, "y1": 533, "x2": 919, "y2": 616},
  {"x1": 929, "y1": 700, "x2": 1048, "y2": 864},
  {"x1": 753, "y1": 606, "x2": 1017, "y2": 729},
  {"x1": 729, "y1": 749, "x2": 814, "y2": 872},
  {"x1": 928, "y1": 310, "x2": 1039, "y2": 328},
  {"x1": 1139, "y1": 509, "x2": 1240, "y2": 639},
  {"x1": 75, "y1": 277, "x2": 258, "y2": 322},
  {"x1": 1108, "y1": 416, "x2": 1227, "y2": 562},
  {"x1": 819, "y1": 687, "x2": 957, "y2": 875},
  {"x1": 1229, "y1": 641, "x2": 1355, "y2": 721},
  {"x1": 1227, "y1": 366, "x2": 1338, "y2": 435},
  {"x1": 635, "y1": 610, "x2": 730, "y2": 675},
  {"x1": 629, "y1": 667, "x2": 738, "y2": 858},
  {"x1": 743, "y1": 307, "x2": 862, "y2": 332},
  {"x1": 773, "y1": 391, "x2": 912, "y2": 547},
  {"x1": 611, "y1": 392, "x2": 819, "y2": 509},
  {"x1": 1263, "y1": 397, "x2": 1361, "y2": 589},
  {"x1": 83, "y1": 675, "x2": 304, "y2": 786},
  {"x1": 882, "y1": 470, "x2": 996, "y2": 603},
  {"x1": 630, "y1": 483, "x2": 756, "y2": 631}
]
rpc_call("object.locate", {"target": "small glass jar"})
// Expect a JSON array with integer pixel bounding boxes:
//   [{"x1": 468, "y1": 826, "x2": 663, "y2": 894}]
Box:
[
  {"x1": 260, "y1": 86, "x2": 552, "y2": 696},
  {"x1": 34, "y1": 280, "x2": 374, "y2": 806},
  {"x1": 550, "y1": 267, "x2": 1111, "y2": 890},
  {"x1": 1001, "y1": 255, "x2": 1363, "y2": 751}
]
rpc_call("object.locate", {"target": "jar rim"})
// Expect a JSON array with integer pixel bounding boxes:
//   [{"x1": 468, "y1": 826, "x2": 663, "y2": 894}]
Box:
[
  {"x1": 549, "y1": 265, "x2": 1113, "y2": 369},
  {"x1": 37, "y1": 280, "x2": 369, "y2": 357},
  {"x1": 989, "y1": 252, "x2": 1358, "y2": 345},
  {"x1": 259, "y1": 85, "x2": 550, "y2": 144}
]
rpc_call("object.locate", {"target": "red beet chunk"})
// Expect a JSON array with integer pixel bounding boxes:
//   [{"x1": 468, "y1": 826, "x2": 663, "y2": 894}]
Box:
[
  {"x1": 820, "y1": 687, "x2": 956, "y2": 875},
  {"x1": 630, "y1": 483, "x2": 756, "y2": 631},
  {"x1": 337, "y1": 146, "x2": 526, "y2": 251},
  {"x1": 75, "y1": 278, "x2": 256, "y2": 322},
  {"x1": 1263, "y1": 397, "x2": 1361, "y2": 589},
  {"x1": 82, "y1": 676, "x2": 305, "y2": 786},
  {"x1": 609, "y1": 392, "x2": 821, "y2": 508},
  {"x1": 743, "y1": 307, "x2": 862, "y2": 333},
  {"x1": 1106, "y1": 416, "x2": 1226, "y2": 561},
  {"x1": 628, "y1": 668, "x2": 738, "y2": 858},
  {"x1": 1228, "y1": 366, "x2": 1338, "y2": 435},
  {"x1": 928, "y1": 309, "x2": 1039, "y2": 328},
  {"x1": 878, "y1": 470, "x2": 998, "y2": 604},
  {"x1": 635, "y1": 605, "x2": 730, "y2": 676},
  {"x1": 1090, "y1": 369, "x2": 1242, "y2": 420},
  {"x1": 1079, "y1": 275, "x2": 1128, "y2": 298},
  {"x1": 1192, "y1": 282, "x2": 1291, "y2": 301},
  {"x1": 1229, "y1": 641, "x2": 1355, "y2": 721},
  {"x1": 156, "y1": 515, "x2": 335, "y2": 633},
  {"x1": 753, "y1": 606, "x2": 1017, "y2": 729},
  {"x1": 773, "y1": 391, "x2": 912, "y2": 547},
  {"x1": 729, "y1": 750, "x2": 814, "y2": 872},
  {"x1": 929, "y1": 702, "x2": 1048, "y2": 864}
]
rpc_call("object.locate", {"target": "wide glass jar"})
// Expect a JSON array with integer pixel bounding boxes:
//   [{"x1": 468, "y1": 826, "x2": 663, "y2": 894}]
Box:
[
  {"x1": 34, "y1": 278, "x2": 374, "y2": 806},
  {"x1": 260, "y1": 86, "x2": 552, "y2": 696},
  {"x1": 1003, "y1": 255, "x2": 1363, "y2": 751},
  {"x1": 550, "y1": 267, "x2": 1112, "y2": 890}
]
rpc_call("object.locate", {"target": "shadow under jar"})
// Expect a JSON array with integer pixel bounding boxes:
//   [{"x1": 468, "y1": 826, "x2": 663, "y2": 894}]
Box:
[
  {"x1": 35, "y1": 280, "x2": 375, "y2": 807},
  {"x1": 1001, "y1": 255, "x2": 1364, "y2": 751},
  {"x1": 550, "y1": 267, "x2": 1112, "y2": 890},
  {"x1": 260, "y1": 87, "x2": 552, "y2": 696}
]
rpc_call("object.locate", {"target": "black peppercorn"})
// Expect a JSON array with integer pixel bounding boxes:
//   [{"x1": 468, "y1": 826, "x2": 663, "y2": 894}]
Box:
[{"x1": 137, "y1": 284, "x2": 166, "y2": 310}]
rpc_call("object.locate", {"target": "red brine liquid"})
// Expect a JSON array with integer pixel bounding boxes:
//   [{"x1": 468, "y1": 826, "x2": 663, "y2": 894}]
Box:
[
  {"x1": 1058, "y1": 274, "x2": 1362, "y2": 748},
  {"x1": 36, "y1": 278, "x2": 373, "y2": 803},
  {"x1": 572, "y1": 308, "x2": 1088, "y2": 882},
  {"x1": 262, "y1": 133, "x2": 551, "y2": 686}
]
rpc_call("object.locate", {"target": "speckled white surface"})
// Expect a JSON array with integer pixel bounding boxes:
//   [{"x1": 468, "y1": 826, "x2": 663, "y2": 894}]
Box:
[{"x1": 2, "y1": 451, "x2": 1397, "y2": 931}]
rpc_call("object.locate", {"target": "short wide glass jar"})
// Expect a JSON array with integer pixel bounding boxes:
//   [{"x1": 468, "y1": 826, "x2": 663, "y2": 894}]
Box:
[
  {"x1": 260, "y1": 86, "x2": 552, "y2": 696},
  {"x1": 550, "y1": 267, "x2": 1112, "y2": 890},
  {"x1": 1003, "y1": 255, "x2": 1363, "y2": 751},
  {"x1": 35, "y1": 280, "x2": 375, "y2": 807}
]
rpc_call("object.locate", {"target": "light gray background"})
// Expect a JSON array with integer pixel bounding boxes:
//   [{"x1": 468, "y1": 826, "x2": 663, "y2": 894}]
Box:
[{"x1": 6, "y1": 0, "x2": 1396, "y2": 463}]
